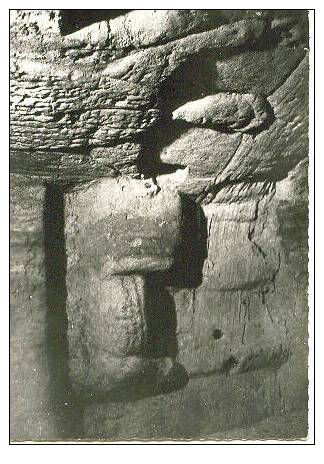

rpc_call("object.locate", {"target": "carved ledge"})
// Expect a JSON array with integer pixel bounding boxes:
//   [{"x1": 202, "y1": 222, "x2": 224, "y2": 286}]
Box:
[{"x1": 173, "y1": 93, "x2": 272, "y2": 134}]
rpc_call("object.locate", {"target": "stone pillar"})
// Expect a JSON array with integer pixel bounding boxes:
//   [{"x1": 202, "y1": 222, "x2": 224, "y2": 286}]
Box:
[{"x1": 65, "y1": 178, "x2": 186, "y2": 401}]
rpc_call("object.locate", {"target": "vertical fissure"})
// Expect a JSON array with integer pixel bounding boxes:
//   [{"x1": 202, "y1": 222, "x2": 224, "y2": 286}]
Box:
[{"x1": 43, "y1": 184, "x2": 84, "y2": 439}]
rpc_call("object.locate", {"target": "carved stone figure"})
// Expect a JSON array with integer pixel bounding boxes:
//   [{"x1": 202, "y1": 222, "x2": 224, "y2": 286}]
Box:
[
  {"x1": 65, "y1": 178, "x2": 185, "y2": 399},
  {"x1": 10, "y1": 9, "x2": 309, "y2": 441}
]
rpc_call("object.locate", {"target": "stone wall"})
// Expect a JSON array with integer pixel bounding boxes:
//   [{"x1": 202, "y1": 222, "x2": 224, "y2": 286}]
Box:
[{"x1": 10, "y1": 9, "x2": 309, "y2": 441}]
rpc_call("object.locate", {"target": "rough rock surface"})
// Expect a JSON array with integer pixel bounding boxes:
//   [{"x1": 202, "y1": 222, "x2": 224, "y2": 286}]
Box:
[
  {"x1": 65, "y1": 178, "x2": 184, "y2": 399},
  {"x1": 10, "y1": 9, "x2": 309, "y2": 441},
  {"x1": 10, "y1": 175, "x2": 82, "y2": 440},
  {"x1": 172, "y1": 93, "x2": 270, "y2": 133},
  {"x1": 10, "y1": 11, "x2": 272, "y2": 181}
]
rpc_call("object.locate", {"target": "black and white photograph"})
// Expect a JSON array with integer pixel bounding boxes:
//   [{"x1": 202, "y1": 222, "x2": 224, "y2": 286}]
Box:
[{"x1": 6, "y1": 3, "x2": 316, "y2": 446}]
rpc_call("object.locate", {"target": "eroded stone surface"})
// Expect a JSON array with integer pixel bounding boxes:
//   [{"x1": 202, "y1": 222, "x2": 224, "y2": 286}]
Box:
[
  {"x1": 108, "y1": 10, "x2": 223, "y2": 49},
  {"x1": 173, "y1": 93, "x2": 270, "y2": 133},
  {"x1": 159, "y1": 56, "x2": 308, "y2": 204},
  {"x1": 10, "y1": 175, "x2": 82, "y2": 440},
  {"x1": 65, "y1": 178, "x2": 184, "y2": 398},
  {"x1": 11, "y1": 13, "x2": 271, "y2": 182},
  {"x1": 10, "y1": 9, "x2": 309, "y2": 441}
]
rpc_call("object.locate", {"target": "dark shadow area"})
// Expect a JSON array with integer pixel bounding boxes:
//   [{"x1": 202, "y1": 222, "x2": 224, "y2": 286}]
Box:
[
  {"x1": 144, "y1": 274, "x2": 178, "y2": 359},
  {"x1": 159, "y1": 53, "x2": 220, "y2": 113},
  {"x1": 89, "y1": 360, "x2": 189, "y2": 403},
  {"x1": 60, "y1": 9, "x2": 132, "y2": 35},
  {"x1": 164, "y1": 196, "x2": 208, "y2": 289},
  {"x1": 269, "y1": 10, "x2": 309, "y2": 48},
  {"x1": 136, "y1": 120, "x2": 189, "y2": 178},
  {"x1": 212, "y1": 328, "x2": 224, "y2": 340},
  {"x1": 44, "y1": 184, "x2": 84, "y2": 439}
]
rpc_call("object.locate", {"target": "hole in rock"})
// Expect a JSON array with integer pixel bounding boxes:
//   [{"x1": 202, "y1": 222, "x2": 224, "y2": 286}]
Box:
[{"x1": 212, "y1": 328, "x2": 224, "y2": 340}]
